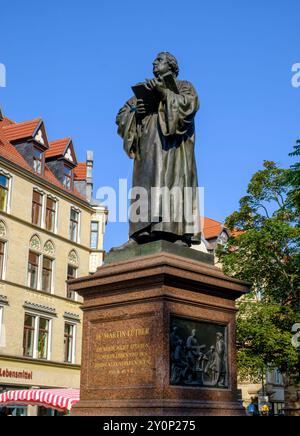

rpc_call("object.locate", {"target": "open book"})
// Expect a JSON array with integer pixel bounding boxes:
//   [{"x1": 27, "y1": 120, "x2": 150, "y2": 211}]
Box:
[
  {"x1": 131, "y1": 83, "x2": 160, "y2": 113},
  {"x1": 131, "y1": 73, "x2": 180, "y2": 113}
]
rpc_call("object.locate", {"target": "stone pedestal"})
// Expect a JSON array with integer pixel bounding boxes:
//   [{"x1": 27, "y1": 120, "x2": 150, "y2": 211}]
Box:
[{"x1": 70, "y1": 242, "x2": 249, "y2": 416}]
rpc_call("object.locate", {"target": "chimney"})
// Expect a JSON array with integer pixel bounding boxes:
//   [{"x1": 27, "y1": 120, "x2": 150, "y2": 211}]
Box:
[
  {"x1": 0, "y1": 106, "x2": 3, "y2": 121},
  {"x1": 86, "y1": 150, "x2": 94, "y2": 203}
]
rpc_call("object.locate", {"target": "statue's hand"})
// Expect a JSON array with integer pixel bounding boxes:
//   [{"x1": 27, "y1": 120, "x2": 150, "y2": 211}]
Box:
[
  {"x1": 145, "y1": 78, "x2": 166, "y2": 98},
  {"x1": 135, "y1": 99, "x2": 148, "y2": 116}
]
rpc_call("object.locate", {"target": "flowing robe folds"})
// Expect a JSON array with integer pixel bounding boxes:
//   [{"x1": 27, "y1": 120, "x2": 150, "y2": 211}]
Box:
[{"x1": 116, "y1": 80, "x2": 201, "y2": 240}]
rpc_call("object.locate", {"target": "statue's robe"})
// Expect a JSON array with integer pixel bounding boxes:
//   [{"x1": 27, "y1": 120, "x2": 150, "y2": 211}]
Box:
[{"x1": 116, "y1": 79, "x2": 200, "y2": 240}]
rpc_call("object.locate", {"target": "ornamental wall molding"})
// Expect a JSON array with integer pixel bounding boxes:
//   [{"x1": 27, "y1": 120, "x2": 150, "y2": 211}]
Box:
[
  {"x1": 0, "y1": 221, "x2": 7, "y2": 238},
  {"x1": 64, "y1": 312, "x2": 81, "y2": 322},
  {"x1": 23, "y1": 301, "x2": 57, "y2": 316},
  {"x1": 68, "y1": 250, "x2": 79, "y2": 267},
  {"x1": 29, "y1": 235, "x2": 42, "y2": 252},
  {"x1": 44, "y1": 240, "x2": 55, "y2": 257},
  {"x1": 0, "y1": 295, "x2": 9, "y2": 305}
]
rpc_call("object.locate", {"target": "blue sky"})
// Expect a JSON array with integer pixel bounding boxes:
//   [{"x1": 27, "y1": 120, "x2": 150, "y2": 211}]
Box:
[{"x1": 1, "y1": 0, "x2": 299, "y2": 251}]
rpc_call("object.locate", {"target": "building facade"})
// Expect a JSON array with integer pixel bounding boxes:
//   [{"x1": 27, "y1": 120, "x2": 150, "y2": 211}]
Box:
[{"x1": 0, "y1": 111, "x2": 107, "y2": 415}]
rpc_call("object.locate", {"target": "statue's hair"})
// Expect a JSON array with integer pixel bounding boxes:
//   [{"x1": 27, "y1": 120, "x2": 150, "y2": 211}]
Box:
[{"x1": 157, "y1": 52, "x2": 179, "y2": 77}]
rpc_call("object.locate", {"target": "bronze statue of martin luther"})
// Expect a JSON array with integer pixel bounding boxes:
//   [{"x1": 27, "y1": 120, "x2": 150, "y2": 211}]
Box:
[{"x1": 115, "y1": 52, "x2": 201, "y2": 249}]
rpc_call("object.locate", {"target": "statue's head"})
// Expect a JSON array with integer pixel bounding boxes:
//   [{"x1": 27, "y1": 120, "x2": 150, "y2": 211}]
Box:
[{"x1": 153, "y1": 52, "x2": 179, "y2": 78}]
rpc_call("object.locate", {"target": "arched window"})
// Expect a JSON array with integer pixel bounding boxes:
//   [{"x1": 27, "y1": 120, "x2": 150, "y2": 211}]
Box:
[
  {"x1": 67, "y1": 250, "x2": 79, "y2": 300},
  {"x1": 42, "y1": 241, "x2": 55, "y2": 293},
  {"x1": 28, "y1": 235, "x2": 42, "y2": 290}
]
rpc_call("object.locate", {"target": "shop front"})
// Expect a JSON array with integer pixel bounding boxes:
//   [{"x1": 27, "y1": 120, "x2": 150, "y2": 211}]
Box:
[{"x1": 0, "y1": 357, "x2": 80, "y2": 416}]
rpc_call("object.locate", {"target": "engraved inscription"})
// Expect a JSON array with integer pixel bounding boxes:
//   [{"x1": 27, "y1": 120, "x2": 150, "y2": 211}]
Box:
[{"x1": 89, "y1": 319, "x2": 155, "y2": 387}]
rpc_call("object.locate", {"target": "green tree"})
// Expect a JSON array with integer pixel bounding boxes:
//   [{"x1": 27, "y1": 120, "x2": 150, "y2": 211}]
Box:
[
  {"x1": 217, "y1": 148, "x2": 300, "y2": 414},
  {"x1": 288, "y1": 140, "x2": 300, "y2": 213}
]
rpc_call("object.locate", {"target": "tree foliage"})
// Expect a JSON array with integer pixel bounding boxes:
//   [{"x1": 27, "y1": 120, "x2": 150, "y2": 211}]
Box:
[
  {"x1": 288, "y1": 140, "x2": 300, "y2": 213},
  {"x1": 217, "y1": 145, "x2": 300, "y2": 381}
]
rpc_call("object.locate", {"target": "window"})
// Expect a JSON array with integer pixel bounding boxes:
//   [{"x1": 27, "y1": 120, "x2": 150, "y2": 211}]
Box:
[
  {"x1": 0, "y1": 174, "x2": 9, "y2": 212},
  {"x1": 42, "y1": 257, "x2": 52, "y2": 293},
  {"x1": 67, "y1": 265, "x2": 77, "y2": 300},
  {"x1": 28, "y1": 251, "x2": 39, "y2": 289},
  {"x1": 45, "y1": 197, "x2": 56, "y2": 232},
  {"x1": 38, "y1": 317, "x2": 49, "y2": 359},
  {"x1": 63, "y1": 165, "x2": 73, "y2": 190},
  {"x1": 33, "y1": 148, "x2": 43, "y2": 175},
  {"x1": 274, "y1": 369, "x2": 282, "y2": 385},
  {"x1": 0, "y1": 241, "x2": 5, "y2": 280},
  {"x1": 28, "y1": 240, "x2": 55, "y2": 293},
  {"x1": 90, "y1": 221, "x2": 99, "y2": 249},
  {"x1": 32, "y1": 191, "x2": 43, "y2": 226},
  {"x1": 23, "y1": 314, "x2": 50, "y2": 359},
  {"x1": 69, "y1": 208, "x2": 80, "y2": 242},
  {"x1": 23, "y1": 314, "x2": 35, "y2": 357},
  {"x1": 0, "y1": 306, "x2": 4, "y2": 346},
  {"x1": 64, "y1": 323, "x2": 75, "y2": 363}
]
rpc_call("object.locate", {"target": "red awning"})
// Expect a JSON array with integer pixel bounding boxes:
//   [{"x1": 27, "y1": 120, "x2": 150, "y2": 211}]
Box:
[{"x1": 0, "y1": 389, "x2": 80, "y2": 412}]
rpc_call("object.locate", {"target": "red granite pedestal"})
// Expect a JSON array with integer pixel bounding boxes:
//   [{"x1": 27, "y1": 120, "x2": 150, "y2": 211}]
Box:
[{"x1": 70, "y1": 243, "x2": 249, "y2": 416}]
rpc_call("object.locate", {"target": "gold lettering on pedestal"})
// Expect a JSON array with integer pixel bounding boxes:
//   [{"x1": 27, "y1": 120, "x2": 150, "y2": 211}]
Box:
[
  {"x1": 92, "y1": 325, "x2": 153, "y2": 381},
  {"x1": 96, "y1": 327, "x2": 150, "y2": 340}
]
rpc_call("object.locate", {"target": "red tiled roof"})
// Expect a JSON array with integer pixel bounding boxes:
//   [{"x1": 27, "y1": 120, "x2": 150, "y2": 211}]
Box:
[
  {"x1": 203, "y1": 217, "x2": 223, "y2": 240},
  {"x1": 46, "y1": 138, "x2": 70, "y2": 159},
  {"x1": 231, "y1": 229, "x2": 246, "y2": 237},
  {"x1": 74, "y1": 163, "x2": 87, "y2": 181},
  {"x1": 202, "y1": 217, "x2": 245, "y2": 240},
  {"x1": 0, "y1": 122, "x2": 86, "y2": 203},
  {"x1": 0, "y1": 131, "x2": 33, "y2": 171},
  {"x1": 0, "y1": 116, "x2": 15, "y2": 127},
  {"x1": 2, "y1": 118, "x2": 42, "y2": 142}
]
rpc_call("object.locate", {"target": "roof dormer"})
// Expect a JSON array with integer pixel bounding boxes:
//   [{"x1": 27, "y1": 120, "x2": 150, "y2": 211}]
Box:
[
  {"x1": 45, "y1": 138, "x2": 78, "y2": 190},
  {"x1": 2, "y1": 118, "x2": 49, "y2": 149},
  {"x1": 1, "y1": 119, "x2": 49, "y2": 175},
  {"x1": 46, "y1": 138, "x2": 77, "y2": 165}
]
